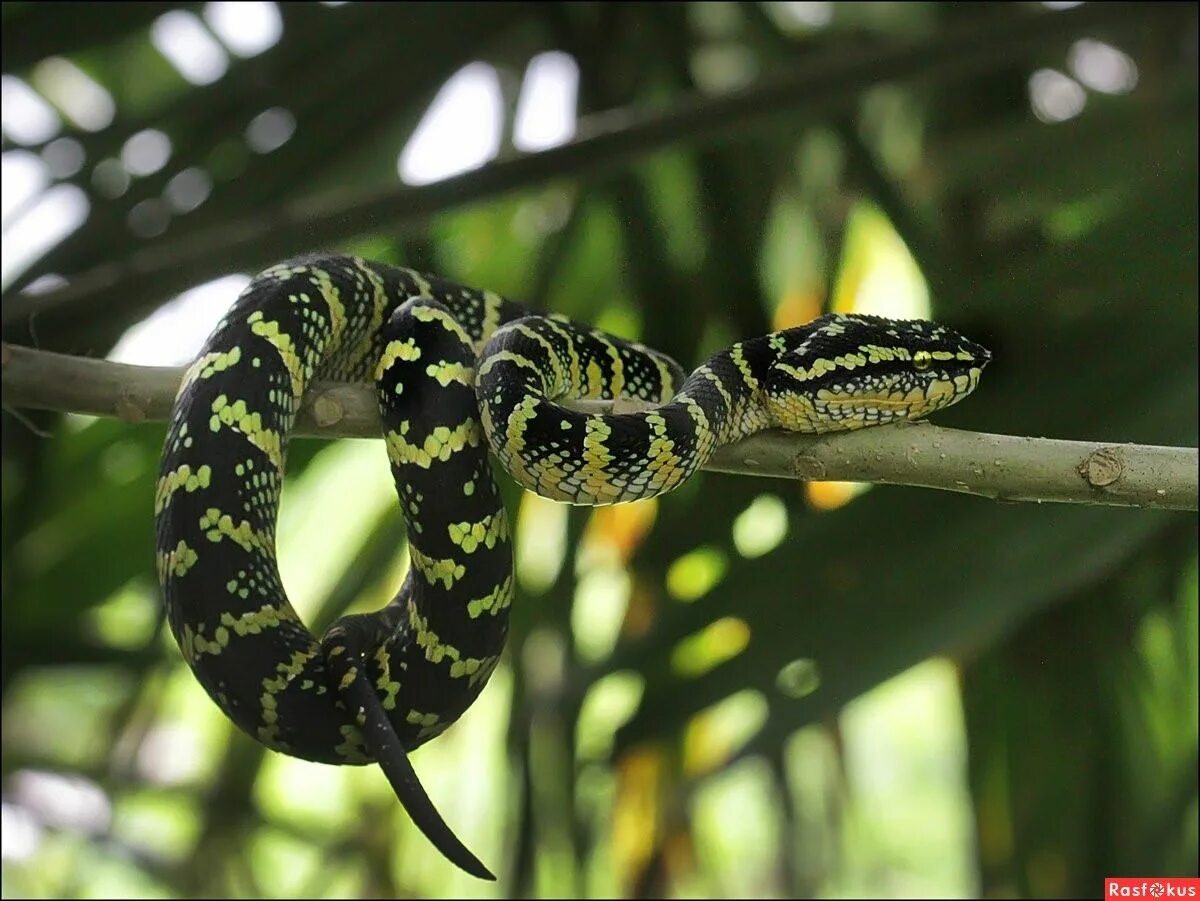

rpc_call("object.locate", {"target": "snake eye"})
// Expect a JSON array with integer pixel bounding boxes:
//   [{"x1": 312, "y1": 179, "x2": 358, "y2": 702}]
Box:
[{"x1": 912, "y1": 350, "x2": 933, "y2": 371}]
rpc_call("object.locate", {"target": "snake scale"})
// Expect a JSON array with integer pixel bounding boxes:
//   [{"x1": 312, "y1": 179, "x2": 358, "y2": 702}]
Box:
[{"x1": 154, "y1": 253, "x2": 990, "y2": 878}]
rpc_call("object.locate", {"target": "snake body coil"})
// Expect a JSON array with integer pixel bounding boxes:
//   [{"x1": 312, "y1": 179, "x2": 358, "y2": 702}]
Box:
[{"x1": 155, "y1": 254, "x2": 989, "y2": 878}]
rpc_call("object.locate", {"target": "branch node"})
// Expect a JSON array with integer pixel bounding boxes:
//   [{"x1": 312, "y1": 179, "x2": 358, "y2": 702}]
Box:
[
  {"x1": 792, "y1": 454, "x2": 826, "y2": 481},
  {"x1": 115, "y1": 396, "x2": 146, "y2": 424},
  {"x1": 313, "y1": 395, "x2": 345, "y2": 427},
  {"x1": 1078, "y1": 447, "x2": 1123, "y2": 488}
]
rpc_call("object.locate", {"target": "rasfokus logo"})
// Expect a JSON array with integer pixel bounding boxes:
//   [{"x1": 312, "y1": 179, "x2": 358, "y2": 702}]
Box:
[{"x1": 1105, "y1": 878, "x2": 1200, "y2": 898}]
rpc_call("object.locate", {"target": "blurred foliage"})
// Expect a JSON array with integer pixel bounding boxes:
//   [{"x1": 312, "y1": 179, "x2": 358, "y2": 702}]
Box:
[{"x1": 2, "y1": 2, "x2": 1197, "y2": 898}]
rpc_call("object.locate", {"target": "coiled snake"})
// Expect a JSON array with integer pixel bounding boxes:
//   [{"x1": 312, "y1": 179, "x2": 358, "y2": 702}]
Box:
[{"x1": 154, "y1": 254, "x2": 990, "y2": 878}]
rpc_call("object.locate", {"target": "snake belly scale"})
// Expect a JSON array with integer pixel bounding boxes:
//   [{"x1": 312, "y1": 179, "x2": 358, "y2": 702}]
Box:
[{"x1": 155, "y1": 253, "x2": 990, "y2": 878}]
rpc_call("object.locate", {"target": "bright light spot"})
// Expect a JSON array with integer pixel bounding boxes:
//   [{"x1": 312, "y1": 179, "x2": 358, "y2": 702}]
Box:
[
  {"x1": 127, "y1": 198, "x2": 171, "y2": 238},
  {"x1": 834, "y1": 202, "x2": 930, "y2": 321},
  {"x1": 31, "y1": 57, "x2": 116, "y2": 131},
  {"x1": 21, "y1": 273, "x2": 68, "y2": 295},
  {"x1": 513, "y1": 51, "x2": 578, "y2": 152},
  {"x1": 690, "y1": 758, "x2": 780, "y2": 889},
  {"x1": 92, "y1": 157, "x2": 131, "y2": 197},
  {"x1": 41, "y1": 137, "x2": 85, "y2": 178},
  {"x1": 683, "y1": 689, "x2": 768, "y2": 776},
  {"x1": 1, "y1": 803, "x2": 43, "y2": 861},
  {"x1": 522, "y1": 628, "x2": 566, "y2": 696},
  {"x1": 691, "y1": 44, "x2": 759, "y2": 94},
  {"x1": 1042, "y1": 0, "x2": 1083, "y2": 8},
  {"x1": 1029, "y1": 68, "x2": 1087, "y2": 123},
  {"x1": 571, "y1": 566, "x2": 631, "y2": 664},
  {"x1": 671, "y1": 616, "x2": 751, "y2": 678},
  {"x1": 776, "y1": 658, "x2": 821, "y2": 699},
  {"x1": 122, "y1": 128, "x2": 173, "y2": 176},
  {"x1": 0, "y1": 76, "x2": 61, "y2": 145},
  {"x1": 398, "y1": 62, "x2": 502, "y2": 185},
  {"x1": 576, "y1": 671, "x2": 645, "y2": 760},
  {"x1": 245, "y1": 107, "x2": 295, "y2": 154},
  {"x1": 10, "y1": 770, "x2": 112, "y2": 834},
  {"x1": 666, "y1": 546, "x2": 728, "y2": 601},
  {"x1": 164, "y1": 167, "x2": 213, "y2": 213},
  {"x1": 1068, "y1": 38, "x2": 1138, "y2": 94},
  {"x1": 1, "y1": 151, "x2": 48, "y2": 228},
  {"x1": 204, "y1": 1, "x2": 283, "y2": 57},
  {"x1": 732, "y1": 494, "x2": 789, "y2": 558},
  {"x1": 137, "y1": 725, "x2": 207, "y2": 785},
  {"x1": 516, "y1": 492, "x2": 568, "y2": 592},
  {"x1": 772, "y1": 1, "x2": 832, "y2": 28},
  {"x1": 108, "y1": 274, "x2": 249, "y2": 365},
  {"x1": 839, "y1": 658, "x2": 974, "y2": 885},
  {"x1": 151, "y1": 10, "x2": 230, "y2": 85},
  {"x1": 0, "y1": 185, "x2": 89, "y2": 289}
]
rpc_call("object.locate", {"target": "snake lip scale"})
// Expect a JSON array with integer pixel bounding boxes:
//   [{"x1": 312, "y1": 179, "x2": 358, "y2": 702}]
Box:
[{"x1": 154, "y1": 253, "x2": 989, "y2": 878}]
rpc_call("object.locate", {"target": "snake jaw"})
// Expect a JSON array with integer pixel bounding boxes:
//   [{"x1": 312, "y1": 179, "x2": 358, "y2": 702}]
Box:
[{"x1": 762, "y1": 313, "x2": 991, "y2": 433}]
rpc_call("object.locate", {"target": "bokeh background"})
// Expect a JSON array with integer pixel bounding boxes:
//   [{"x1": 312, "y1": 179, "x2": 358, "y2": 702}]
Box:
[{"x1": 2, "y1": 2, "x2": 1197, "y2": 898}]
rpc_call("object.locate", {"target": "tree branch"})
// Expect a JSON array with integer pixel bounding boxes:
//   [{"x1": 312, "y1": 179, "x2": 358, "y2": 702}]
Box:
[{"x1": 4, "y1": 342, "x2": 1196, "y2": 512}]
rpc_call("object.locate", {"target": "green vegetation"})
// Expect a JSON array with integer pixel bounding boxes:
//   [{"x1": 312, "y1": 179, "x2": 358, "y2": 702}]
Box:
[{"x1": 2, "y1": 3, "x2": 1195, "y2": 897}]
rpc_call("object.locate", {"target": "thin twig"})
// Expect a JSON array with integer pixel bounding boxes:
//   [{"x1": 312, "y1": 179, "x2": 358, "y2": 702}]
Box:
[{"x1": 3, "y1": 342, "x2": 1195, "y2": 512}]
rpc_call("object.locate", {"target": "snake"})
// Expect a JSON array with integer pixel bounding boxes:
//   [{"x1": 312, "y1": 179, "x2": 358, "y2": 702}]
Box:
[{"x1": 154, "y1": 253, "x2": 990, "y2": 879}]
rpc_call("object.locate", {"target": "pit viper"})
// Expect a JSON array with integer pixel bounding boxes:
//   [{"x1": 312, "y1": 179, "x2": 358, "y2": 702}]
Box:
[{"x1": 154, "y1": 253, "x2": 990, "y2": 878}]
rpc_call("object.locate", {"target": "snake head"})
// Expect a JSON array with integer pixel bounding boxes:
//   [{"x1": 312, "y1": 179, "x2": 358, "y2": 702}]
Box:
[{"x1": 762, "y1": 312, "x2": 991, "y2": 434}]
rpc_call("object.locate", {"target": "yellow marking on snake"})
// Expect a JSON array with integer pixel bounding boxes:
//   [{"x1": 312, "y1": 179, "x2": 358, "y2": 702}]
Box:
[
  {"x1": 310, "y1": 267, "x2": 347, "y2": 352},
  {"x1": 333, "y1": 724, "x2": 369, "y2": 762},
  {"x1": 730, "y1": 343, "x2": 758, "y2": 391},
  {"x1": 343, "y1": 260, "x2": 392, "y2": 370},
  {"x1": 209, "y1": 394, "x2": 284, "y2": 472},
  {"x1": 198, "y1": 507, "x2": 272, "y2": 554},
  {"x1": 581, "y1": 417, "x2": 623, "y2": 501},
  {"x1": 375, "y1": 337, "x2": 421, "y2": 380},
  {"x1": 385, "y1": 419, "x2": 480, "y2": 469},
  {"x1": 602, "y1": 337, "x2": 626, "y2": 397},
  {"x1": 511, "y1": 322, "x2": 564, "y2": 393},
  {"x1": 155, "y1": 463, "x2": 213, "y2": 514},
  {"x1": 543, "y1": 317, "x2": 583, "y2": 394},
  {"x1": 409, "y1": 544, "x2": 466, "y2": 589},
  {"x1": 447, "y1": 511, "x2": 510, "y2": 553},
  {"x1": 497, "y1": 395, "x2": 540, "y2": 487},
  {"x1": 480, "y1": 290, "x2": 505, "y2": 346},
  {"x1": 406, "y1": 269, "x2": 433, "y2": 299},
  {"x1": 696, "y1": 365, "x2": 733, "y2": 410},
  {"x1": 219, "y1": 604, "x2": 299, "y2": 636},
  {"x1": 178, "y1": 622, "x2": 229, "y2": 661},
  {"x1": 372, "y1": 645, "x2": 402, "y2": 710},
  {"x1": 426, "y1": 360, "x2": 473, "y2": 387},
  {"x1": 467, "y1": 575, "x2": 514, "y2": 619},
  {"x1": 247, "y1": 312, "x2": 309, "y2": 399},
  {"x1": 476, "y1": 350, "x2": 541, "y2": 381},
  {"x1": 157, "y1": 539, "x2": 199, "y2": 580},
  {"x1": 256, "y1": 647, "x2": 324, "y2": 748},
  {"x1": 413, "y1": 302, "x2": 473, "y2": 347},
  {"x1": 585, "y1": 358, "x2": 605, "y2": 398},
  {"x1": 407, "y1": 608, "x2": 495, "y2": 684},
  {"x1": 648, "y1": 347, "x2": 677, "y2": 396},
  {"x1": 178, "y1": 347, "x2": 242, "y2": 395}
]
